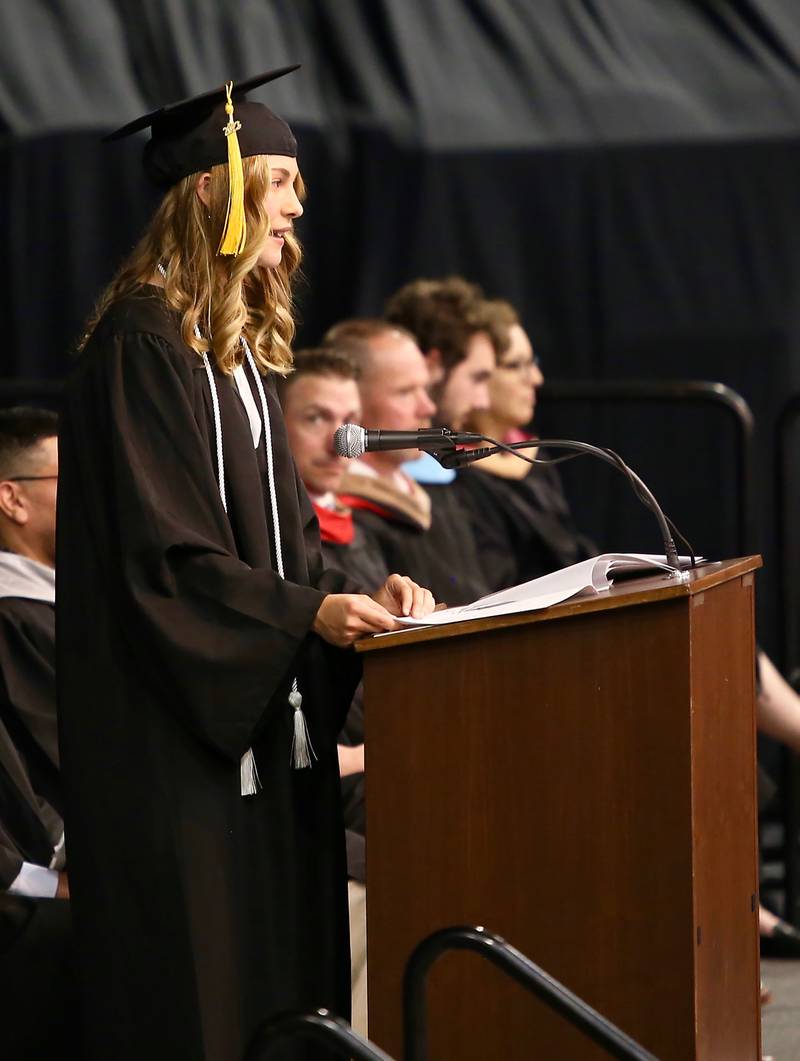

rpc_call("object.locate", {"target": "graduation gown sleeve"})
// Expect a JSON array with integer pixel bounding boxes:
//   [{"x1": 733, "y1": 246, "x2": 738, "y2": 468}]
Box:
[{"x1": 0, "y1": 725, "x2": 60, "y2": 890}]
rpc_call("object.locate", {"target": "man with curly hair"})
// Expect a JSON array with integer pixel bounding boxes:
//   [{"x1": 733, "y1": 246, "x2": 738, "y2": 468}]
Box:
[{"x1": 384, "y1": 276, "x2": 496, "y2": 431}]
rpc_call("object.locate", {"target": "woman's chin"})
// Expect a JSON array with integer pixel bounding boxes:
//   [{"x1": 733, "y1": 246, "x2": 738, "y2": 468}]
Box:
[{"x1": 257, "y1": 248, "x2": 282, "y2": 270}]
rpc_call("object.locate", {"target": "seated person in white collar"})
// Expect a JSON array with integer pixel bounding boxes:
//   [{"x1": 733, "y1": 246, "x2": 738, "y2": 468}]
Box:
[{"x1": 0, "y1": 406, "x2": 80, "y2": 1057}]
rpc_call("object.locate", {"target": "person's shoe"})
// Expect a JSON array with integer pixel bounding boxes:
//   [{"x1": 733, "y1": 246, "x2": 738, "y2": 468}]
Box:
[{"x1": 760, "y1": 917, "x2": 800, "y2": 959}]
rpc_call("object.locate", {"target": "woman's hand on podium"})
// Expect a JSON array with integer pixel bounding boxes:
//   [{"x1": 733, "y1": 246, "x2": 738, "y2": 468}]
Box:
[
  {"x1": 313, "y1": 575, "x2": 435, "y2": 647},
  {"x1": 371, "y1": 573, "x2": 436, "y2": 620},
  {"x1": 313, "y1": 593, "x2": 400, "y2": 646}
]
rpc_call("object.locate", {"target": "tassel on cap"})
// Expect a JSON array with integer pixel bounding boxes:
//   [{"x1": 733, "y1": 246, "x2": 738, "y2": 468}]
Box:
[{"x1": 218, "y1": 82, "x2": 247, "y2": 256}]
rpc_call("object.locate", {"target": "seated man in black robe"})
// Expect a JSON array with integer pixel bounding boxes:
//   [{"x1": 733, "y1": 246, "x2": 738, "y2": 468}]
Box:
[
  {"x1": 279, "y1": 347, "x2": 389, "y2": 1037},
  {"x1": 0, "y1": 406, "x2": 79, "y2": 1057},
  {"x1": 324, "y1": 317, "x2": 489, "y2": 607}
]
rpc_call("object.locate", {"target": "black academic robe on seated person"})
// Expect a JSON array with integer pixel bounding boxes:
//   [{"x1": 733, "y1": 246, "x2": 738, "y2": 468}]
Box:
[
  {"x1": 319, "y1": 525, "x2": 389, "y2": 883},
  {"x1": 0, "y1": 596, "x2": 62, "y2": 890},
  {"x1": 57, "y1": 288, "x2": 361, "y2": 1061},
  {"x1": 455, "y1": 460, "x2": 597, "y2": 592}
]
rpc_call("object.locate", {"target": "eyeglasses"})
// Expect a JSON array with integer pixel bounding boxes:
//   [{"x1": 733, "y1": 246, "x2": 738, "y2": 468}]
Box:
[
  {"x1": 497, "y1": 356, "x2": 541, "y2": 375},
  {"x1": 6, "y1": 475, "x2": 58, "y2": 482}
]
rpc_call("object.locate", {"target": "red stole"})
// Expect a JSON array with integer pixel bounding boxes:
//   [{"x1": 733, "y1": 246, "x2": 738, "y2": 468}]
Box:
[{"x1": 313, "y1": 501, "x2": 355, "y2": 545}]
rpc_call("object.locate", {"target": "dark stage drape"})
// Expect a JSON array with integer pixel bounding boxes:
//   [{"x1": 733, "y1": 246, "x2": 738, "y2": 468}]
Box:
[{"x1": 2, "y1": 0, "x2": 800, "y2": 651}]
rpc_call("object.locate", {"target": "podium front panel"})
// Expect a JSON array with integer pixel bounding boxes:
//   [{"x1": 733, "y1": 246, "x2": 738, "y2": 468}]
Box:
[{"x1": 362, "y1": 565, "x2": 759, "y2": 1060}]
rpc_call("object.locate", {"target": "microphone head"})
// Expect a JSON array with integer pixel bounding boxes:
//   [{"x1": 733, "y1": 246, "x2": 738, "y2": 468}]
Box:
[{"x1": 333, "y1": 423, "x2": 366, "y2": 458}]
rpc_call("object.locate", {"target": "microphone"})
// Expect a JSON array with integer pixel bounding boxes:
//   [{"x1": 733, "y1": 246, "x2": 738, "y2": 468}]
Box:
[
  {"x1": 333, "y1": 423, "x2": 481, "y2": 459},
  {"x1": 334, "y1": 424, "x2": 691, "y2": 576}
]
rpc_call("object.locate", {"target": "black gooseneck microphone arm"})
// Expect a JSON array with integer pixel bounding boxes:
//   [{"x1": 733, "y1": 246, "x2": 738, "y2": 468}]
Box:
[{"x1": 435, "y1": 437, "x2": 688, "y2": 573}]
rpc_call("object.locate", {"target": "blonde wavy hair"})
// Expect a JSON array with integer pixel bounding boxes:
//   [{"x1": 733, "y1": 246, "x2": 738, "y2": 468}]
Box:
[{"x1": 80, "y1": 154, "x2": 304, "y2": 375}]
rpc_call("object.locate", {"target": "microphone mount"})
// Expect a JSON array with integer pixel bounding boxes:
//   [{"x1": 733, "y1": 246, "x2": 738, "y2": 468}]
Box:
[
  {"x1": 332, "y1": 422, "x2": 690, "y2": 577},
  {"x1": 433, "y1": 437, "x2": 688, "y2": 575}
]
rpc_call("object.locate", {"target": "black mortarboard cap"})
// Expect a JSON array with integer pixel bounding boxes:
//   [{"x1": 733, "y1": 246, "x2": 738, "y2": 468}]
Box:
[{"x1": 105, "y1": 65, "x2": 300, "y2": 190}]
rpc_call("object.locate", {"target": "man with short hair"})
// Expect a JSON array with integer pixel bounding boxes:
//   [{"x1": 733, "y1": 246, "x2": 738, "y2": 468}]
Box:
[
  {"x1": 277, "y1": 347, "x2": 388, "y2": 592},
  {"x1": 0, "y1": 405, "x2": 80, "y2": 1057},
  {"x1": 324, "y1": 318, "x2": 488, "y2": 606}
]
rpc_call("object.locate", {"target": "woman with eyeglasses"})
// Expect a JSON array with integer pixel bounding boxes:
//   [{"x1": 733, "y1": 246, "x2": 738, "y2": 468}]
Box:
[{"x1": 460, "y1": 300, "x2": 595, "y2": 592}]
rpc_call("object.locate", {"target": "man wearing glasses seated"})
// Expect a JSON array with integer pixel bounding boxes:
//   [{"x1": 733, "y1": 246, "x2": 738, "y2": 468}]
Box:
[{"x1": 0, "y1": 406, "x2": 79, "y2": 1057}]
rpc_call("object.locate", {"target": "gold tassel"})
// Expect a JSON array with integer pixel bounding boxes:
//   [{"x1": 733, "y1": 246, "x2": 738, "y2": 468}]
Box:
[{"x1": 218, "y1": 82, "x2": 247, "y2": 256}]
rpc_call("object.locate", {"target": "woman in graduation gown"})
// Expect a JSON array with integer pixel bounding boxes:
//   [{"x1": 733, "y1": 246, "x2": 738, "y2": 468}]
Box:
[
  {"x1": 56, "y1": 69, "x2": 433, "y2": 1061},
  {"x1": 458, "y1": 301, "x2": 596, "y2": 591}
]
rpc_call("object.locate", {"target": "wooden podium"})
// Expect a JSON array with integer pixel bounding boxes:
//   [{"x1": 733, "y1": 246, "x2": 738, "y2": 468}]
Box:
[{"x1": 356, "y1": 557, "x2": 762, "y2": 1061}]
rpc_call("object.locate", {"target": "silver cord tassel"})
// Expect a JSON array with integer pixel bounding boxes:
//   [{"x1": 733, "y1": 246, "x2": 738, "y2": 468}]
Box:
[
  {"x1": 289, "y1": 680, "x2": 316, "y2": 769},
  {"x1": 240, "y1": 747, "x2": 261, "y2": 796},
  {"x1": 242, "y1": 343, "x2": 316, "y2": 772}
]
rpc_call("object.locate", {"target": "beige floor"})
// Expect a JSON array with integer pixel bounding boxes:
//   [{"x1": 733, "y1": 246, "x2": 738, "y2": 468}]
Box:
[{"x1": 761, "y1": 958, "x2": 800, "y2": 1060}]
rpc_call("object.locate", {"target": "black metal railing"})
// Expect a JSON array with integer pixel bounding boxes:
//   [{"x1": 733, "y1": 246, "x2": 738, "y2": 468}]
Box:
[
  {"x1": 403, "y1": 925, "x2": 658, "y2": 1061},
  {"x1": 539, "y1": 379, "x2": 756, "y2": 557},
  {"x1": 774, "y1": 394, "x2": 800, "y2": 923},
  {"x1": 244, "y1": 1008, "x2": 395, "y2": 1060},
  {"x1": 776, "y1": 393, "x2": 800, "y2": 684}
]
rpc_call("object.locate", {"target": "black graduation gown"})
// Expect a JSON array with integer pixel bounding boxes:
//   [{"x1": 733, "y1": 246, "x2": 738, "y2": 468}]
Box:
[
  {"x1": 321, "y1": 529, "x2": 389, "y2": 883},
  {"x1": 56, "y1": 289, "x2": 361, "y2": 1061},
  {"x1": 347, "y1": 493, "x2": 488, "y2": 609},
  {"x1": 423, "y1": 482, "x2": 490, "y2": 605},
  {"x1": 455, "y1": 461, "x2": 597, "y2": 592},
  {"x1": 0, "y1": 598, "x2": 81, "y2": 1059},
  {"x1": 0, "y1": 597, "x2": 62, "y2": 889}
]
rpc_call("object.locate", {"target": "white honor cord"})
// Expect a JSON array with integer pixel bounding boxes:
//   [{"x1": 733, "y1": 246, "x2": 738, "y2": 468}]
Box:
[
  {"x1": 194, "y1": 319, "x2": 315, "y2": 782},
  {"x1": 242, "y1": 341, "x2": 285, "y2": 578},
  {"x1": 202, "y1": 355, "x2": 228, "y2": 514},
  {"x1": 159, "y1": 269, "x2": 251, "y2": 787},
  {"x1": 242, "y1": 340, "x2": 315, "y2": 771}
]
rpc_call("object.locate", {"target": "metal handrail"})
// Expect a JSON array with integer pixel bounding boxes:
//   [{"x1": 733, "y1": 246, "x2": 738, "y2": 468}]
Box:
[
  {"x1": 774, "y1": 394, "x2": 800, "y2": 923},
  {"x1": 776, "y1": 393, "x2": 800, "y2": 681},
  {"x1": 403, "y1": 925, "x2": 658, "y2": 1061},
  {"x1": 539, "y1": 378, "x2": 756, "y2": 556},
  {"x1": 244, "y1": 1008, "x2": 395, "y2": 1061}
]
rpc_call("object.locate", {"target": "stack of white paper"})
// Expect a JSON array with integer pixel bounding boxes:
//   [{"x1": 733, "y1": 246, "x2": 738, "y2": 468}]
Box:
[{"x1": 394, "y1": 553, "x2": 699, "y2": 628}]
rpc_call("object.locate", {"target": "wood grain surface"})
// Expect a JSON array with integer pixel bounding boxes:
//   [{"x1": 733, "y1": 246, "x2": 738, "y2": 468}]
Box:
[{"x1": 362, "y1": 558, "x2": 760, "y2": 1060}]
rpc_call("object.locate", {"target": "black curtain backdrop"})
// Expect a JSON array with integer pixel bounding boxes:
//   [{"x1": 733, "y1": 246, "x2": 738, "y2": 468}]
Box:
[{"x1": 1, "y1": 0, "x2": 800, "y2": 653}]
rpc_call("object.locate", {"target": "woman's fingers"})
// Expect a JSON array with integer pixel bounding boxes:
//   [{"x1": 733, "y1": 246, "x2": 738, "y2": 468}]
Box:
[
  {"x1": 352, "y1": 595, "x2": 399, "y2": 633},
  {"x1": 392, "y1": 575, "x2": 436, "y2": 618},
  {"x1": 376, "y1": 574, "x2": 436, "y2": 618},
  {"x1": 410, "y1": 586, "x2": 436, "y2": 619},
  {"x1": 313, "y1": 584, "x2": 441, "y2": 647},
  {"x1": 313, "y1": 593, "x2": 400, "y2": 647},
  {"x1": 386, "y1": 573, "x2": 413, "y2": 616}
]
